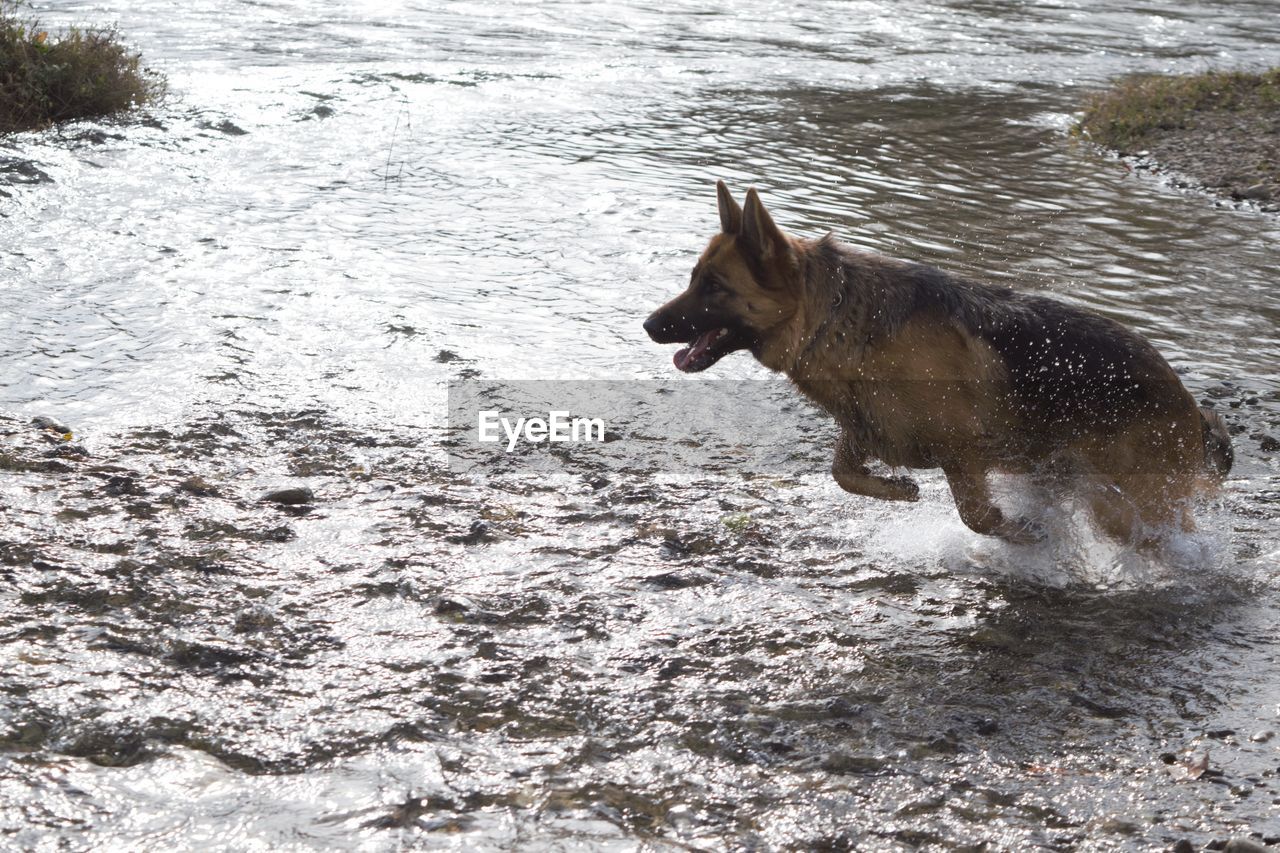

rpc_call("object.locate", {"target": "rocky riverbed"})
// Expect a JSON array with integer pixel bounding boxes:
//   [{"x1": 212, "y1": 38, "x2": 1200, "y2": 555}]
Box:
[{"x1": 2, "y1": 381, "x2": 1280, "y2": 848}]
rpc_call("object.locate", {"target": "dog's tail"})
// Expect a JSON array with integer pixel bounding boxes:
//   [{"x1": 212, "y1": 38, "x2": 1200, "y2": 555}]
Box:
[{"x1": 1199, "y1": 406, "x2": 1233, "y2": 483}]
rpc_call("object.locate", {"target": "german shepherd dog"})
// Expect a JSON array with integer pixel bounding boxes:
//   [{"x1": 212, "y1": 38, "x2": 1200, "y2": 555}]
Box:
[{"x1": 644, "y1": 182, "x2": 1233, "y2": 546}]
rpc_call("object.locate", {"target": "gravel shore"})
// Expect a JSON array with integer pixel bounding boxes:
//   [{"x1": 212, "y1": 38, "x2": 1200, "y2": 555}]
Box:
[{"x1": 1076, "y1": 70, "x2": 1280, "y2": 212}]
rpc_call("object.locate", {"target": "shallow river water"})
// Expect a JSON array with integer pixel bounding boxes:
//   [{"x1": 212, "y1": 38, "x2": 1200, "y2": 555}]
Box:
[{"x1": 2, "y1": 1, "x2": 1279, "y2": 850}]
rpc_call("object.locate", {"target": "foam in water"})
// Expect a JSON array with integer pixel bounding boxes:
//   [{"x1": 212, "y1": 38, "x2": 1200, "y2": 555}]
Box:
[{"x1": 856, "y1": 473, "x2": 1231, "y2": 589}]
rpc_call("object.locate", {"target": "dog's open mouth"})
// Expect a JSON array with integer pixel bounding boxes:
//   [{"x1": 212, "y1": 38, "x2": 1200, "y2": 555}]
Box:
[{"x1": 674, "y1": 327, "x2": 738, "y2": 373}]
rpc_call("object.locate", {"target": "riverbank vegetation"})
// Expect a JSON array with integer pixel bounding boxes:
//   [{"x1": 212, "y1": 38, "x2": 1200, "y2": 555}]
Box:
[
  {"x1": 1075, "y1": 68, "x2": 1280, "y2": 207},
  {"x1": 0, "y1": 3, "x2": 164, "y2": 133},
  {"x1": 1077, "y1": 68, "x2": 1280, "y2": 150}
]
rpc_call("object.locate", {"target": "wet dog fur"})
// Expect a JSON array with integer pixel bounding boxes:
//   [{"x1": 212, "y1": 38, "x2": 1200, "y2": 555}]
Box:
[{"x1": 644, "y1": 182, "x2": 1233, "y2": 546}]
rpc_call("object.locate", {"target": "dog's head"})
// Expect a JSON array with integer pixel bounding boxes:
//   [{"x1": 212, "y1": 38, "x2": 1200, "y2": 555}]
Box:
[{"x1": 643, "y1": 181, "x2": 801, "y2": 373}]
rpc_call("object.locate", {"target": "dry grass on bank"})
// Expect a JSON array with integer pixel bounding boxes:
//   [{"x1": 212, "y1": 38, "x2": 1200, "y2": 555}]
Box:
[
  {"x1": 1075, "y1": 68, "x2": 1280, "y2": 152},
  {"x1": 0, "y1": 2, "x2": 164, "y2": 134}
]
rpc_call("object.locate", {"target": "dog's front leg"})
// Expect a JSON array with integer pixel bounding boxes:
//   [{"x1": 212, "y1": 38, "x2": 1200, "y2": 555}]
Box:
[
  {"x1": 943, "y1": 463, "x2": 1044, "y2": 544},
  {"x1": 831, "y1": 431, "x2": 919, "y2": 502}
]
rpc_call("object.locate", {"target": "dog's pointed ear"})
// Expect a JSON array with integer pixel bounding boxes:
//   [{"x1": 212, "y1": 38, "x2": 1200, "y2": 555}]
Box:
[
  {"x1": 716, "y1": 180, "x2": 742, "y2": 234},
  {"x1": 740, "y1": 187, "x2": 787, "y2": 260}
]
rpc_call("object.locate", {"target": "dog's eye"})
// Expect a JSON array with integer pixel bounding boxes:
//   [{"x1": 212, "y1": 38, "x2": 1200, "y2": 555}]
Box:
[{"x1": 703, "y1": 278, "x2": 725, "y2": 295}]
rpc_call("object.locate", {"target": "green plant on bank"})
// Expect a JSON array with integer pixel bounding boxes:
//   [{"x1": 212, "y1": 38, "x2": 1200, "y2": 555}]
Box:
[
  {"x1": 1074, "y1": 68, "x2": 1280, "y2": 152},
  {"x1": 0, "y1": 2, "x2": 164, "y2": 133}
]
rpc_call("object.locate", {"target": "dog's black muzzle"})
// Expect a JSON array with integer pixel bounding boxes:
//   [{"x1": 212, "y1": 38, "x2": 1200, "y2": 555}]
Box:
[{"x1": 643, "y1": 310, "x2": 692, "y2": 344}]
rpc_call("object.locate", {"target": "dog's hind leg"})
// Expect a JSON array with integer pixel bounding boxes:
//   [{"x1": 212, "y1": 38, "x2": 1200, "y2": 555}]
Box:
[
  {"x1": 831, "y1": 431, "x2": 919, "y2": 502},
  {"x1": 1084, "y1": 475, "x2": 1190, "y2": 549},
  {"x1": 944, "y1": 463, "x2": 1044, "y2": 545},
  {"x1": 1083, "y1": 481, "x2": 1141, "y2": 544}
]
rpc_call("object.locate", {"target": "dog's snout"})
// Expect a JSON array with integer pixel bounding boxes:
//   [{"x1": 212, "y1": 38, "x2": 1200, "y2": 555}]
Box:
[{"x1": 643, "y1": 312, "x2": 668, "y2": 343}]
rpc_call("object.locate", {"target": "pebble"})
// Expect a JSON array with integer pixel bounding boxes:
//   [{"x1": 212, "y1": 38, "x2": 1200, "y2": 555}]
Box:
[
  {"x1": 178, "y1": 476, "x2": 219, "y2": 497},
  {"x1": 1239, "y1": 183, "x2": 1273, "y2": 201},
  {"x1": 825, "y1": 697, "x2": 864, "y2": 718},
  {"x1": 448, "y1": 520, "x2": 496, "y2": 545},
  {"x1": 30, "y1": 416, "x2": 69, "y2": 434},
  {"x1": 262, "y1": 486, "x2": 314, "y2": 505},
  {"x1": 433, "y1": 595, "x2": 475, "y2": 616},
  {"x1": 43, "y1": 444, "x2": 88, "y2": 460},
  {"x1": 821, "y1": 752, "x2": 885, "y2": 774},
  {"x1": 1259, "y1": 435, "x2": 1280, "y2": 453},
  {"x1": 1249, "y1": 730, "x2": 1274, "y2": 743},
  {"x1": 1224, "y1": 839, "x2": 1267, "y2": 853},
  {"x1": 103, "y1": 475, "x2": 147, "y2": 497}
]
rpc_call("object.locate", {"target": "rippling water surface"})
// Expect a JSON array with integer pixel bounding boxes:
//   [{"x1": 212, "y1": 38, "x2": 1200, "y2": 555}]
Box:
[{"x1": 1, "y1": 1, "x2": 1278, "y2": 850}]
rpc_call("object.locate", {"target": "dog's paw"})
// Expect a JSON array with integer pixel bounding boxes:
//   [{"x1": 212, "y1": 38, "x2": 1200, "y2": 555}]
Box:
[
  {"x1": 999, "y1": 517, "x2": 1047, "y2": 546},
  {"x1": 885, "y1": 476, "x2": 920, "y2": 502}
]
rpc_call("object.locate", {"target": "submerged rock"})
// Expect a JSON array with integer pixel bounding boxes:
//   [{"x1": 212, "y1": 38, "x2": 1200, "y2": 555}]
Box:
[
  {"x1": 447, "y1": 520, "x2": 500, "y2": 544},
  {"x1": 178, "y1": 476, "x2": 219, "y2": 497},
  {"x1": 261, "y1": 486, "x2": 315, "y2": 505},
  {"x1": 1238, "y1": 183, "x2": 1272, "y2": 202},
  {"x1": 433, "y1": 595, "x2": 475, "y2": 617},
  {"x1": 820, "y1": 753, "x2": 886, "y2": 775},
  {"x1": 103, "y1": 474, "x2": 147, "y2": 497},
  {"x1": 43, "y1": 443, "x2": 88, "y2": 460},
  {"x1": 31, "y1": 416, "x2": 70, "y2": 434},
  {"x1": 1223, "y1": 840, "x2": 1268, "y2": 853}
]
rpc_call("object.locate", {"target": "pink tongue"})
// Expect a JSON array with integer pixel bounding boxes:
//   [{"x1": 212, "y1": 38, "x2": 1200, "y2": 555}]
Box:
[{"x1": 673, "y1": 329, "x2": 719, "y2": 371}]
